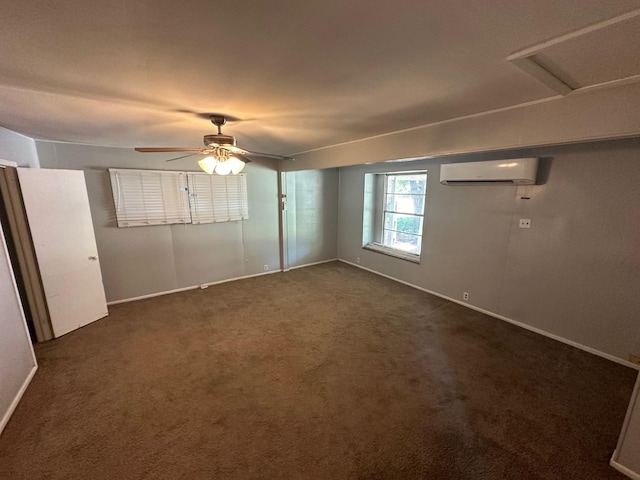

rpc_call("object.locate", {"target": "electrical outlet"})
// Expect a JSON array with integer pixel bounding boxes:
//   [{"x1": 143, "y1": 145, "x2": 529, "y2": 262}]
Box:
[
  {"x1": 356, "y1": 257, "x2": 361, "y2": 264},
  {"x1": 463, "y1": 292, "x2": 469, "y2": 301},
  {"x1": 263, "y1": 264, "x2": 268, "y2": 271},
  {"x1": 519, "y1": 218, "x2": 531, "y2": 229}
]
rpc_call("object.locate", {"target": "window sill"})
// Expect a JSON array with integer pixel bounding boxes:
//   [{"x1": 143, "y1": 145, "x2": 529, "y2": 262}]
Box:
[{"x1": 363, "y1": 243, "x2": 421, "y2": 264}]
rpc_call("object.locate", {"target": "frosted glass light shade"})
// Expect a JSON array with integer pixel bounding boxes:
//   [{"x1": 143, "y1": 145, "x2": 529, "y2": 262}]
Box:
[
  {"x1": 198, "y1": 156, "x2": 217, "y2": 174},
  {"x1": 214, "y1": 161, "x2": 232, "y2": 175},
  {"x1": 198, "y1": 153, "x2": 245, "y2": 175},
  {"x1": 228, "y1": 157, "x2": 246, "y2": 174}
]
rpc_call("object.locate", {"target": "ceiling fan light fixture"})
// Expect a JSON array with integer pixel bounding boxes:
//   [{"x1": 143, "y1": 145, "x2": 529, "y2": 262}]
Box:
[
  {"x1": 214, "y1": 160, "x2": 232, "y2": 176},
  {"x1": 136, "y1": 114, "x2": 287, "y2": 171},
  {"x1": 204, "y1": 134, "x2": 236, "y2": 149},
  {"x1": 228, "y1": 156, "x2": 246, "y2": 174},
  {"x1": 198, "y1": 156, "x2": 218, "y2": 175}
]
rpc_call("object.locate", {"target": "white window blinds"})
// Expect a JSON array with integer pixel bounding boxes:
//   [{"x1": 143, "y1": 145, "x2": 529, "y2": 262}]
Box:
[
  {"x1": 109, "y1": 168, "x2": 249, "y2": 227},
  {"x1": 110, "y1": 169, "x2": 190, "y2": 227},
  {"x1": 187, "y1": 173, "x2": 249, "y2": 224}
]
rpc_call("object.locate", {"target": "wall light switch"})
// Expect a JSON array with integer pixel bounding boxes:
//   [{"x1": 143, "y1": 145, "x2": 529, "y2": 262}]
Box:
[{"x1": 519, "y1": 219, "x2": 531, "y2": 229}]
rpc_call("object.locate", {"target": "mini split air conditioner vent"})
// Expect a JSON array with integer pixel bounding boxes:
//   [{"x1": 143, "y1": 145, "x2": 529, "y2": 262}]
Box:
[{"x1": 440, "y1": 158, "x2": 539, "y2": 185}]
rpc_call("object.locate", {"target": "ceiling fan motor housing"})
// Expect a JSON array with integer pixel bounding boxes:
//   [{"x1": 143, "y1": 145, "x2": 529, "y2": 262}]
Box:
[{"x1": 204, "y1": 134, "x2": 236, "y2": 148}]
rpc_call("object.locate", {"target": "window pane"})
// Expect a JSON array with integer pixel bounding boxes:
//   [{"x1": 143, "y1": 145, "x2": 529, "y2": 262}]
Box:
[
  {"x1": 386, "y1": 174, "x2": 426, "y2": 195},
  {"x1": 384, "y1": 213, "x2": 423, "y2": 235},
  {"x1": 382, "y1": 230, "x2": 421, "y2": 255},
  {"x1": 385, "y1": 193, "x2": 425, "y2": 214}
]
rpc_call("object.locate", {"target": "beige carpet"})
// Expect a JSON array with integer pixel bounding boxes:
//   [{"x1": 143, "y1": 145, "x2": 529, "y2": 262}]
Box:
[{"x1": 0, "y1": 261, "x2": 636, "y2": 479}]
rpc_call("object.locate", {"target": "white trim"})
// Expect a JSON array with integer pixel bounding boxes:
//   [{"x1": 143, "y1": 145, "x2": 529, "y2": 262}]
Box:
[
  {"x1": 613, "y1": 374, "x2": 640, "y2": 473},
  {"x1": 611, "y1": 454, "x2": 640, "y2": 480},
  {"x1": 573, "y1": 73, "x2": 640, "y2": 96},
  {"x1": 292, "y1": 95, "x2": 562, "y2": 156},
  {"x1": 0, "y1": 159, "x2": 18, "y2": 168},
  {"x1": 0, "y1": 365, "x2": 37, "y2": 435},
  {"x1": 338, "y1": 259, "x2": 639, "y2": 370},
  {"x1": 107, "y1": 269, "x2": 282, "y2": 305},
  {"x1": 288, "y1": 258, "x2": 338, "y2": 270},
  {"x1": 364, "y1": 243, "x2": 421, "y2": 264}
]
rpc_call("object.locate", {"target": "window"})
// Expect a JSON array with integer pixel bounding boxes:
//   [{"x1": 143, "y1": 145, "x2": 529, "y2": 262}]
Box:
[
  {"x1": 363, "y1": 171, "x2": 427, "y2": 262},
  {"x1": 109, "y1": 169, "x2": 190, "y2": 227},
  {"x1": 187, "y1": 173, "x2": 249, "y2": 224},
  {"x1": 109, "y1": 168, "x2": 248, "y2": 227}
]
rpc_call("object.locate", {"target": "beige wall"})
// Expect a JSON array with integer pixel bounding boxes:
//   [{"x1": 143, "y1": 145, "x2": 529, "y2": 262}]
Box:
[{"x1": 337, "y1": 138, "x2": 640, "y2": 362}]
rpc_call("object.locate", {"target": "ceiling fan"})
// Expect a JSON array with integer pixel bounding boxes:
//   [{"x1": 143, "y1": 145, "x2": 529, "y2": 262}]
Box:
[{"x1": 135, "y1": 115, "x2": 293, "y2": 175}]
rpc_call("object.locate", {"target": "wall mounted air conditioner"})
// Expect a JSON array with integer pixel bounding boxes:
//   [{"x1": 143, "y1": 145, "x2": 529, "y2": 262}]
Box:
[{"x1": 440, "y1": 158, "x2": 539, "y2": 185}]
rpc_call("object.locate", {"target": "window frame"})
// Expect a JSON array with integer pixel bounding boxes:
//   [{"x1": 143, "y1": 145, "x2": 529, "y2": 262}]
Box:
[{"x1": 363, "y1": 170, "x2": 427, "y2": 263}]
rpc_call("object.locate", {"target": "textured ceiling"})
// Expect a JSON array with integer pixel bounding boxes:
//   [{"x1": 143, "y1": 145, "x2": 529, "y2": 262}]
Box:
[{"x1": 0, "y1": 1, "x2": 639, "y2": 156}]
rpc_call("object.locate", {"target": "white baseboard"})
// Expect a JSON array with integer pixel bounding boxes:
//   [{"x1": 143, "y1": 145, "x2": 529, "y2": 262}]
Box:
[
  {"x1": 107, "y1": 259, "x2": 340, "y2": 305},
  {"x1": 288, "y1": 258, "x2": 338, "y2": 270},
  {"x1": 339, "y1": 259, "x2": 639, "y2": 370},
  {"x1": 611, "y1": 453, "x2": 640, "y2": 480},
  {"x1": 107, "y1": 269, "x2": 282, "y2": 306},
  {"x1": 0, "y1": 364, "x2": 37, "y2": 436}
]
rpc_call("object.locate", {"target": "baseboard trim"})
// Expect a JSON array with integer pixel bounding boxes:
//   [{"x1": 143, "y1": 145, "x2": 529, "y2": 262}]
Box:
[
  {"x1": 611, "y1": 453, "x2": 640, "y2": 480},
  {"x1": 0, "y1": 364, "x2": 37, "y2": 436},
  {"x1": 107, "y1": 269, "x2": 282, "y2": 306},
  {"x1": 339, "y1": 259, "x2": 639, "y2": 370},
  {"x1": 288, "y1": 258, "x2": 338, "y2": 270}
]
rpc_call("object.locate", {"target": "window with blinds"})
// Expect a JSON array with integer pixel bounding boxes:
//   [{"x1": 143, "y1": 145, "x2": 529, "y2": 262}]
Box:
[
  {"x1": 187, "y1": 173, "x2": 249, "y2": 224},
  {"x1": 109, "y1": 169, "x2": 190, "y2": 227},
  {"x1": 109, "y1": 168, "x2": 249, "y2": 228}
]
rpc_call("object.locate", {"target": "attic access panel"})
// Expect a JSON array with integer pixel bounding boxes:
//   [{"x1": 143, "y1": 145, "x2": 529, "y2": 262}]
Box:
[{"x1": 508, "y1": 10, "x2": 640, "y2": 94}]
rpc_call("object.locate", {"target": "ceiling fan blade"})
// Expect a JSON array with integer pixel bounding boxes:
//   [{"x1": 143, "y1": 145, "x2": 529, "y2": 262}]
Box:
[
  {"x1": 165, "y1": 152, "x2": 203, "y2": 162},
  {"x1": 135, "y1": 147, "x2": 202, "y2": 153},
  {"x1": 227, "y1": 145, "x2": 248, "y2": 155},
  {"x1": 243, "y1": 149, "x2": 295, "y2": 161}
]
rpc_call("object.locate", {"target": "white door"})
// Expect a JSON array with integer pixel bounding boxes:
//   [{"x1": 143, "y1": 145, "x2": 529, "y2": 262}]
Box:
[{"x1": 18, "y1": 168, "x2": 108, "y2": 337}]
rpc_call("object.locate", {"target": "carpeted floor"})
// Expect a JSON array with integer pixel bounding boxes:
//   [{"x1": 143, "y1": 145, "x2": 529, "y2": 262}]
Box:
[{"x1": 0, "y1": 261, "x2": 636, "y2": 479}]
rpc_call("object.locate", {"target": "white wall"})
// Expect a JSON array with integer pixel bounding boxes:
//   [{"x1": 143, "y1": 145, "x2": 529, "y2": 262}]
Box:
[
  {"x1": 0, "y1": 219, "x2": 37, "y2": 434},
  {"x1": 0, "y1": 126, "x2": 39, "y2": 167},
  {"x1": 337, "y1": 139, "x2": 640, "y2": 363},
  {"x1": 285, "y1": 169, "x2": 338, "y2": 268},
  {"x1": 36, "y1": 142, "x2": 281, "y2": 303}
]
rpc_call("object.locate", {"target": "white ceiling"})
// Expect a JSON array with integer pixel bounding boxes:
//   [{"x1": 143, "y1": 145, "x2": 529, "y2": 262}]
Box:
[{"x1": 1, "y1": 1, "x2": 639, "y2": 157}]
